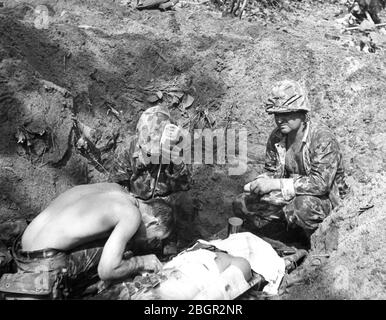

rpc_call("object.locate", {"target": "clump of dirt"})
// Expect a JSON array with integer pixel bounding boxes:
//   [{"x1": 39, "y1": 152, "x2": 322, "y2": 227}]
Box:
[{"x1": 0, "y1": 0, "x2": 385, "y2": 299}]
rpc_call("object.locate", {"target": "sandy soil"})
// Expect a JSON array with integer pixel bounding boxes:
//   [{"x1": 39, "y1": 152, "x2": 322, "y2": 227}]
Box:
[{"x1": 0, "y1": 0, "x2": 385, "y2": 299}]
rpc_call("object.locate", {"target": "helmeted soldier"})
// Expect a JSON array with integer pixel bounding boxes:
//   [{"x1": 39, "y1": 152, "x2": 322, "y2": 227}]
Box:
[
  {"x1": 233, "y1": 80, "x2": 348, "y2": 239},
  {"x1": 120, "y1": 105, "x2": 191, "y2": 200},
  {"x1": 74, "y1": 105, "x2": 191, "y2": 200}
]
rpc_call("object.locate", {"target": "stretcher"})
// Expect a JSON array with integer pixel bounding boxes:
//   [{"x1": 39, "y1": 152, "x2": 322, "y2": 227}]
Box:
[{"x1": 93, "y1": 232, "x2": 305, "y2": 300}]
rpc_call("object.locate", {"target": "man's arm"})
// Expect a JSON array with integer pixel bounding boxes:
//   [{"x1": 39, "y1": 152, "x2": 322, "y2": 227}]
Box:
[
  {"x1": 276, "y1": 130, "x2": 341, "y2": 200},
  {"x1": 97, "y1": 206, "x2": 162, "y2": 281},
  {"x1": 247, "y1": 129, "x2": 341, "y2": 200},
  {"x1": 292, "y1": 132, "x2": 340, "y2": 196}
]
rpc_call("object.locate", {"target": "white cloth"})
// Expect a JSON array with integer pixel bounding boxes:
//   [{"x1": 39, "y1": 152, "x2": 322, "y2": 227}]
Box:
[
  {"x1": 202, "y1": 232, "x2": 286, "y2": 295},
  {"x1": 154, "y1": 232, "x2": 285, "y2": 299}
]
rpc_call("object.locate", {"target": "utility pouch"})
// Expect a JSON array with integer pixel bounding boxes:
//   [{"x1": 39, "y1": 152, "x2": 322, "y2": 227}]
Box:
[{"x1": 0, "y1": 270, "x2": 67, "y2": 300}]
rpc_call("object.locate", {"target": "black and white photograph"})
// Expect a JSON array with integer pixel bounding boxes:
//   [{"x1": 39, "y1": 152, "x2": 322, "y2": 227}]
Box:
[{"x1": 0, "y1": 0, "x2": 385, "y2": 305}]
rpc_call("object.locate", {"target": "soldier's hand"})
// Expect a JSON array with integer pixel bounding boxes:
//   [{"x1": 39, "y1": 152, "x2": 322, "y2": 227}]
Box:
[
  {"x1": 244, "y1": 178, "x2": 280, "y2": 195},
  {"x1": 244, "y1": 179, "x2": 257, "y2": 193},
  {"x1": 251, "y1": 179, "x2": 271, "y2": 195},
  {"x1": 139, "y1": 254, "x2": 163, "y2": 273},
  {"x1": 244, "y1": 178, "x2": 265, "y2": 194}
]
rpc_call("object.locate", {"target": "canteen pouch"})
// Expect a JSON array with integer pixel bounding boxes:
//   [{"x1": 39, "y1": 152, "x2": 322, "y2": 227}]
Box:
[{"x1": 0, "y1": 271, "x2": 66, "y2": 300}]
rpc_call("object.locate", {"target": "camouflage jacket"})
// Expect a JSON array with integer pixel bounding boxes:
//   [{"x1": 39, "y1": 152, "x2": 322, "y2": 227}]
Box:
[
  {"x1": 107, "y1": 136, "x2": 191, "y2": 200},
  {"x1": 263, "y1": 121, "x2": 348, "y2": 208},
  {"x1": 75, "y1": 105, "x2": 191, "y2": 200}
]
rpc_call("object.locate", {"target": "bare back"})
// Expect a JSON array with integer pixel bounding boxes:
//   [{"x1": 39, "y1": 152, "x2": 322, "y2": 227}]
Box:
[{"x1": 21, "y1": 183, "x2": 139, "y2": 252}]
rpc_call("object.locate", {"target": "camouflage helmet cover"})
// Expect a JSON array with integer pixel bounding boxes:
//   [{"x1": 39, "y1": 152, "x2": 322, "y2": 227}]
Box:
[
  {"x1": 136, "y1": 105, "x2": 171, "y2": 156},
  {"x1": 265, "y1": 80, "x2": 311, "y2": 114}
]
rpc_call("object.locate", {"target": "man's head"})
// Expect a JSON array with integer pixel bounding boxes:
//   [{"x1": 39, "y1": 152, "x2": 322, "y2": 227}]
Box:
[
  {"x1": 274, "y1": 111, "x2": 308, "y2": 135},
  {"x1": 131, "y1": 198, "x2": 175, "y2": 252},
  {"x1": 265, "y1": 80, "x2": 310, "y2": 134}
]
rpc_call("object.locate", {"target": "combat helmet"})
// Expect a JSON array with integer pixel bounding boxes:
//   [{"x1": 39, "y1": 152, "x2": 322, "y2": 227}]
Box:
[
  {"x1": 265, "y1": 80, "x2": 310, "y2": 114},
  {"x1": 136, "y1": 105, "x2": 171, "y2": 156}
]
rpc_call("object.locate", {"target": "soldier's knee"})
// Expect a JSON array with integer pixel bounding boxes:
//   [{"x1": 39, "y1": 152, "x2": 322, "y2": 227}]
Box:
[
  {"x1": 286, "y1": 195, "x2": 329, "y2": 231},
  {"x1": 291, "y1": 195, "x2": 314, "y2": 218}
]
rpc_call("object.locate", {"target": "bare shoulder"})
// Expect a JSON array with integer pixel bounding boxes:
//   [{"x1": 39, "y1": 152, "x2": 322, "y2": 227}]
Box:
[
  {"x1": 80, "y1": 189, "x2": 136, "y2": 211},
  {"x1": 214, "y1": 252, "x2": 232, "y2": 272},
  {"x1": 22, "y1": 186, "x2": 134, "y2": 250},
  {"x1": 230, "y1": 256, "x2": 252, "y2": 281},
  {"x1": 91, "y1": 189, "x2": 140, "y2": 223},
  {"x1": 57, "y1": 190, "x2": 140, "y2": 234},
  {"x1": 40, "y1": 184, "x2": 139, "y2": 231},
  {"x1": 45, "y1": 183, "x2": 126, "y2": 213},
  {"x1": 214, "y1": 252, "x2": 252, "y2": 281}
]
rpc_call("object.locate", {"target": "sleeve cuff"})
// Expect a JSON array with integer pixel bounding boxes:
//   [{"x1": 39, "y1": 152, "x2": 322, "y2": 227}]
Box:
[{"x1": 280, "y1": 179, "x2": 296, "y2": 201}]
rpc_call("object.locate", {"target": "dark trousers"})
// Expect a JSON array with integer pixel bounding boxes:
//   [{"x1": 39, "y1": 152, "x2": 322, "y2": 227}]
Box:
[{"x1": 12, "y1": 242, "x2": 104, "y2": 299}]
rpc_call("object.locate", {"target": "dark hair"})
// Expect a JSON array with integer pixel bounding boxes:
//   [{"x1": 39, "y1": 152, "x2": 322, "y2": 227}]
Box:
[
  {"x1": 139, "y1": 198, "x2": 175, "y2": 239},
  {"x1": 143, "y1": 198, "x2": 175, "y2": 228},
  {"x1": 130, "y1": 198, "x2": 174, "y2": 254}
]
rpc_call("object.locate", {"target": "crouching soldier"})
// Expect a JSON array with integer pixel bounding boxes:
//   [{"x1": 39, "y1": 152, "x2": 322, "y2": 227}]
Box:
[
  {"x1": 0, "y1": 183, "x2": 174, "y2": 299},
  {"x1": 233, "y1": 80, "x2": 348, "y2": 239},
  {"x1": 74, "y1": 105, "x2": 191, "y2": 201}
]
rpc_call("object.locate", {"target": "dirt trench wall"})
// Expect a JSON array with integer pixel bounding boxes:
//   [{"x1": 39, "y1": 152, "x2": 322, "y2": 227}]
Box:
[
  {"x1": 0, "y1": 1, "x2": 229, "y2": 246},
  {"x1": 287, "y1": 172, "x2": 386, "y2": 300},
  {"x1": 0, "y1": 53, "x2": 87, "y2": 226}
]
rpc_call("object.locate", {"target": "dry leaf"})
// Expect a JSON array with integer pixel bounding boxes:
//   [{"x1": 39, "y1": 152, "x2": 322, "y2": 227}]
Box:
[
  {"x1": 146, "y1": 95, "x2": 159, "y2": 103},
  {"x1": 156, "y1": 91, "x2": 163, "y2": 99},
  {"x1": 205, "y1": 112, "x2": 216, "y2": 126},
  {"x1": 171, "y1": 95, "x2": 180, "y2": 106},
  {"x1": 172, "y1": 91, "x2": 184, "y2": 99},
  {"x1": 181, "y1": 94, "x2": 194, "y2": 109},
  {"x1": 15, "y1": 129, "x2": 26, "y2": 144}
]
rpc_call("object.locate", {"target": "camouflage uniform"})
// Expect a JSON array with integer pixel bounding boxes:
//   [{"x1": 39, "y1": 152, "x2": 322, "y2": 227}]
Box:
[
  {"x1": 108, "y1": 106, "x2": 191, "y2": 200},
  {"x1": 234, "y1": 80, "x2": 348, "y2": 236}
]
